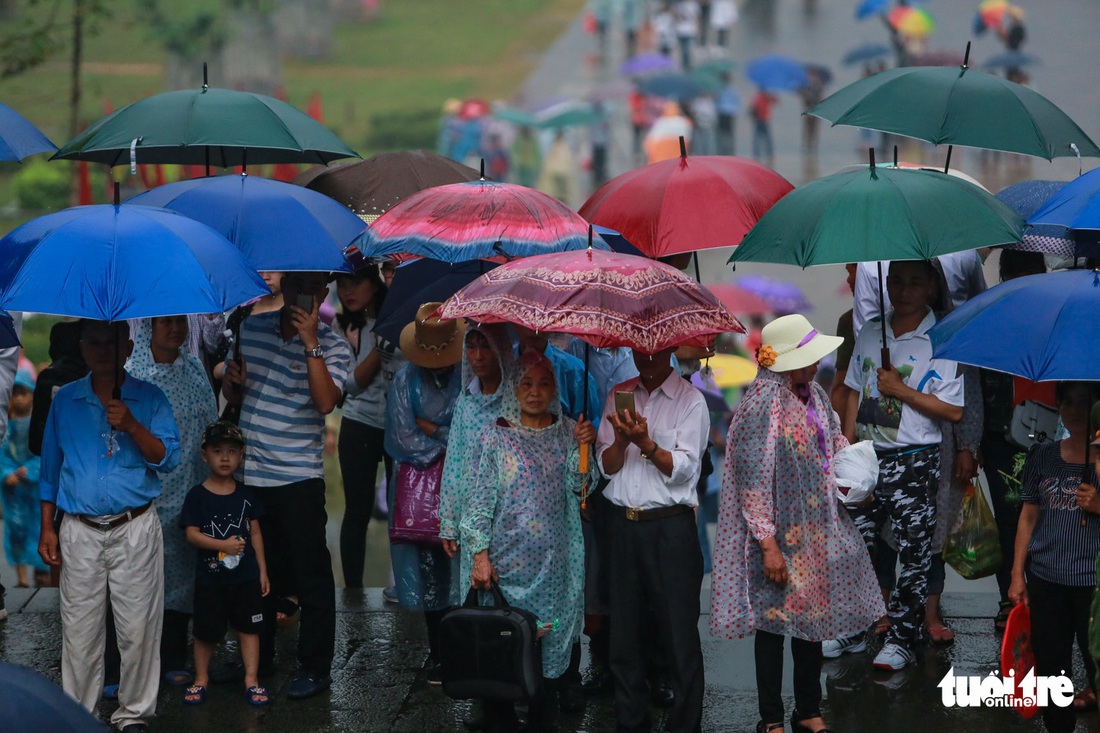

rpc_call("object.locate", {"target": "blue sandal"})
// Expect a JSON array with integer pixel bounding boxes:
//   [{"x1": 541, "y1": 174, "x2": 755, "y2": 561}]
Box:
[
  {"x1": 183, "y1": 685, "x2": 206, "y2": 705},
  {"x1": 245, "y1": 685, "x2": 270, "y2": 706}
]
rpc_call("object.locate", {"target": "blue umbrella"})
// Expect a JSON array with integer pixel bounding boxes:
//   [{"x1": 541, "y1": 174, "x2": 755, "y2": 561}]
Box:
[
  {"x1": 1029, "y1": 168, "x2": 1100, "y2": 232},
  {"x1": 0, "y1": 311, "x2": 19, "y2": 348},
  {"x1": 746, "y1": 55, "x2": 809, "y2": 92},
  {"x1": 373, "y1": 258, "x2": 500, "y2": 345},
  {"x1": 637, "y1": 73, "x2": 711, "y2": 100},
  {"x1": 842, "y1": 43, "x2": 892, "y2": 66},
  {"x1": 0, "y1": 103, "x2": 57, "y2": 161},
  {"x1": 0, "y1": 662, "x2": 107, "y2": 733},
  {"x1": 996, "y1": 179, "x2": 1074, "y2": 257},
  {"x1": 984, "y1": 51, "x2": 1041, "y2": 70},
  {"x1": 0, "y1": 205, "x2": 268, "y2": 320},
  {"x1": 127, "y1": 173, "x2": 363, "y2": 272},
  {"x1": 929, "y1": 269, "x2": 1100, "y2": 382},
  {"x1": 855, "y1": 0, "x2": 888, "y2": 20}
]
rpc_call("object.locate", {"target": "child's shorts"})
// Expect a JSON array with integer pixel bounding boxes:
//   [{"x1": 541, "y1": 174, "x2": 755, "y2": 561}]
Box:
[{"x1": 192, "y1": 580, "x2": 264, "y2": 643}]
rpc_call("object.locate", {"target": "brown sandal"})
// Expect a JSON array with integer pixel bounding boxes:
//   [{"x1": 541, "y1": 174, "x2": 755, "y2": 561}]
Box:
[{"x1": 925, "y1": 623, "x2": 956, "y2": 645}]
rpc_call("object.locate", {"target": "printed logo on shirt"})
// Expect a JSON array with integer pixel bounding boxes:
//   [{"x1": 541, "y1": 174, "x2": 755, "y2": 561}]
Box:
[{"x1": 252, "y1": 613, "x2": 264, "y2": 623}]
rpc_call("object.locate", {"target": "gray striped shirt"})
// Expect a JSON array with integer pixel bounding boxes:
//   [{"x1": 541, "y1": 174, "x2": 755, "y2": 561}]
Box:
[{"x1": 238, "y1": 310, "x2": 350, "y2": 488}]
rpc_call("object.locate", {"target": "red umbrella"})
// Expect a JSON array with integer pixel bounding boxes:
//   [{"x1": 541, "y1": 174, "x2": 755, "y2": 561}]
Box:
[
  {"x1": 578, "y1": 150, "x2": 793, "y2": 259},
  {"x1": 705, "y1": 283, "x2": 773, "y2": 317},
  {"x1": 439, "y1": 248, "x2": 744, "y2": 354}
]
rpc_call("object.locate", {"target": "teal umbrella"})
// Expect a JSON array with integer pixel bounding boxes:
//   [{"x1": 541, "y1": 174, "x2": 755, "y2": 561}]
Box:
[
  {"x1": 53, "y1": 66, "x2": 358, "y2": 168},
  {"x1": 729, "y1": 157, "x2": 1023, "y2": 268},
  {"x1": 494, "y1": 108, "x2": 539, "y2": 127},
  {"x1": 807, "y1": 44, "x2": 1100, "y2": 161},
  {"x1": 537, "y1": 103, "x2": 604, "y2": 129}
]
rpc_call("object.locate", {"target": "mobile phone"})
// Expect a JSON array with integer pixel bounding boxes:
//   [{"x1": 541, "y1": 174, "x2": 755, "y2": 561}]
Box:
[
  {"x1": 295, "y1": 294, "x2": 314, "y2": 312},
  {"x1": 614, "y1": 391, "x2": 636, "y2": 415}
]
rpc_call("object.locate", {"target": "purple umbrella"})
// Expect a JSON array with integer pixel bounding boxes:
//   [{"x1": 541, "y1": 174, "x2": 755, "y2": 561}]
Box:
[
  {"x1": 620, "y1": 53, "x2": 676, "y2": 77},
  {"x1": 736, "y1": 274, "x2": 812, "y2": 314}
]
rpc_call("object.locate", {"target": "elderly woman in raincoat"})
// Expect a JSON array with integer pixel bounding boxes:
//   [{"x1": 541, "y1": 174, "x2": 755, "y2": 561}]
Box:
[
  {"x1": 461, "y1": 350, "x2": 597, "y2": 733},
  {"x1": 439, "y1": 323, "x2": 518, "y2": 605},
  {"x1": 710, "y1": 315, "x2": 884, "y2": 733}
]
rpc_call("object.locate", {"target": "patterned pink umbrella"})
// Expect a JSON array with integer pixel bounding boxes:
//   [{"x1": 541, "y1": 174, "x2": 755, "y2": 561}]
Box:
[
  {"x1": 351, "y1": 179, "x2": 610, "y2": 263},
  {"x1": 439, "y1": 248, "x2": 745, "y2": 354}
]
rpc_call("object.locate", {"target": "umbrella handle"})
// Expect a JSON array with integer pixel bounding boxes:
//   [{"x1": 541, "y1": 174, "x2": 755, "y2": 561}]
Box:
[{"x1": 579, "y1": 442, "x2": 590, "y2": 475}]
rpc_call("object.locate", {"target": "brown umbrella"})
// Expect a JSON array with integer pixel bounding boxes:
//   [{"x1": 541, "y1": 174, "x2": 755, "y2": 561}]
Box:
[{"x1": 295, "y1": 149, "x2": 481, "y2": 223}]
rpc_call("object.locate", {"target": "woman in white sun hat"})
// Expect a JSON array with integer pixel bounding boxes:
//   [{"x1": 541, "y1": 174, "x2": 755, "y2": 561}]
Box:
[{"x1": 710, "y1": 314, "x2": 884, "y2": 733}]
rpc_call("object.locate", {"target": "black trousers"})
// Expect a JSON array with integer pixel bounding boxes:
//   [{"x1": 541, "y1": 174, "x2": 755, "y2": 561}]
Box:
[
  {"x1": 483, "y1": 677, "x2": 559, "y2": 733},
  {"x1": 259, "y1": 478, "x2": 336, "y2": 676},
  {"x1": 337, "y1": 418, "x2": 390, "y2": 588},
  {"x1": 1027, "y1": 573, "x2": 1096, "y2": 733},
  {"x1": 610, "y1": 508, "x2": 704, "y2": 733},
  {"x1": 754, "y1": 631, "x2": 822, "y2": 723},
  {"x1": 982, "y1": 432, "x2": 1021, "y2": 601}
]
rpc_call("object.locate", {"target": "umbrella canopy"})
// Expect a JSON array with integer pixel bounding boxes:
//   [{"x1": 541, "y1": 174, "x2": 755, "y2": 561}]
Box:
[
  {"x1": 0, "y1": 205, "x2": 268, "y2": 320},
  {"x1": 735, "y1": 275, "x2": 812, "y2": 314},
  {"x1": 1028, "y1": 168, "x2": 1100, "y2": 232},
  {"x1": 696, "y1": 59, "x2": 737, "y2": 76},
  {"x1": 842, "y1": 43, "x2": 892, "y2": 66},
  {"x1": 620, "y1": 53, "x2": 677, "y2": 76},
  {"x1": 127, "y1": 173, "x2": 363, "y2": 272},
  {"x1": 0, "y1": 103, "x2": 57, "y2": 162},
  {"x1": 705, "y1": 283, "x2": 773, "y2": 316},
  {"x1": 888, "y1": 6, "x2": 935, "y2": 38},
  {"x1": 296, "y1": 150, "x2": 481, "y2": 223},
  {"x1": 637, "y1": 73, "x2": 718, "y2": 100},
  {"x1": 373, "y1": 258, "x2": 499, "y2": 345},
  {"x1": 537, "y1": 101, "x2": 605, "y2": 129},
  {"x1": 746, "y1": 55, "x2": 808, "y2": 92},
  {"x1": 352, "y1": 180, "x2": 608, "y2": 263},
  {"x1": 855, "y1": 0, "x2": 889, "y2": 20},
  {"x1": 706, "y1": 353, "x2": 757, "y2": 388},
  {"x1": 494, "y1": 107, "x2": 540, "y2": 127},
  {"x1": 807, "y1": 55, "x2": 1100, "y2": 160},
  {"x1": 53, "y1": 84, "x2": 359, "y2": 167},
  {"x1": 579, "y1": 154, "x2": 793, "y2": 258},
  {"x1": 996, "y1": 179, "x2": 1074, "y2": 256},
  {"x1": 729, "y1": 163, "x2": 1024, "y2": 268},
  {"x1": 978, "y1": 0, "x2": 1023, "y2": 30},
  {"x1": 0, "y1": 662, "x2": 107, "y2": 733},
  {"x1": 983, "y1": 51, "x2": 1040, "y2": 69},
  {"x1": 439, "y1": 248, "x2": 744, "y2": 353},
  {"x1": 928, "y1": 270, "x2": 1100, "y2": 382}
]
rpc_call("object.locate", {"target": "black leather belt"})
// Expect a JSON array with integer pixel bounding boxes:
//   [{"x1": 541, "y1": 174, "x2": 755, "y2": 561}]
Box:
[
  {"x1": 621, "y1": 504, "x2": 693, "y2": 522},
  {"x1": 77, "y1": 502, "x2": 152, "y2": 532}
]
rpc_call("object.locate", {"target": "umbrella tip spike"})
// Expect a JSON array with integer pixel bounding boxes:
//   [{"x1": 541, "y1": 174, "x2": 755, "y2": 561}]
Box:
[
  {"x1": 963, "y1": 41, "x2": 971, "y2": 69},
  {"x1": 893, "y1": 145, "x2": 898, "y2": 167},
  {"x1": 202, "y1": 61, "x2": 208, "y2": 90},
  {"x1": 869, "y1": 147, "x2": 876, "y2": 169},
  {"x1": 480, "y1": 158, "x2": 485, "y2": 179},
  {"x1": 679, "y1": 136, "x2": 687, "y2": 159}
]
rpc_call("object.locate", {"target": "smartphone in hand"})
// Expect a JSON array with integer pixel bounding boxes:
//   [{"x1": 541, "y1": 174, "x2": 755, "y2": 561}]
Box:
[
  {"x1": 614, "y1": 390, "x2": 636, "y2": 415},
  {"x1": 295, "y1": 293, "x2": 314, "y2": 312}
]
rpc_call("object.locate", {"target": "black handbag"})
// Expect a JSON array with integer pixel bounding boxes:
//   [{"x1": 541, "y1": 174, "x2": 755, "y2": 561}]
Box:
[{"x1": 438, "y1": 581, "x2": 543, "y2": 701}]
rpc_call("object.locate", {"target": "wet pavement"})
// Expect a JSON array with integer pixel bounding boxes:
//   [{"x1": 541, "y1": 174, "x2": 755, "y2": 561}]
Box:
[{"x1": 2, "y1": 585, "x2": 1097, "y2": 732}]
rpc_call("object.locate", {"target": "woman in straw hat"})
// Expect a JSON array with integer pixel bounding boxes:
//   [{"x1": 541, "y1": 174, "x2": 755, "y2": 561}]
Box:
[
  {"x1": 384, "y1": 302, "x2": 466, "y2": 683},
  {"x1": 710, "y1": 315, "x2": 883, "y2": 733}
]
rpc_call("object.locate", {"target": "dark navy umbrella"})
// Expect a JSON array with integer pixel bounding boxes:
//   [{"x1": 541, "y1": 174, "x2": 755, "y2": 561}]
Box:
[
  {"x1": 0, "y1": 662, "x2": 107, "y2": 733},
  {"x1": 0, "y1": 103, "x2": 57, "y2": 161},
  {"x1": 373, "y1": 258, "x2": 500, "y2": 345},
  {"x1": 127, "y1": 173, "x2": 364, "y2": 272},
  {"x1": 593, "y1": 225, "x2": 646, "y2": 258},
  {"x1": 996, "y1": 179, "x2": 1073, "y2": 256}
]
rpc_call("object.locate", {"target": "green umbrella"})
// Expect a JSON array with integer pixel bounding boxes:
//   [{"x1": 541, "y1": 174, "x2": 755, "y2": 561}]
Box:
[
  {"x1": 807, "y1": 44, "x2": 1100, "y2": 161},
  {"x1": 696, "y1": 59, "x2": 737, "y2": 77},
  {"x1": 537, "y1": 104, "x2": 604, "y2": 129},
  {"x1": 494, "y1": 108, "x2": 540, "y2": 127},
  {"x1": 53, "y1": 69, "x2": 358, "y2": 168},
  {"x1": 728, "y1": 158, "x2": 1023, "y2": 268}
]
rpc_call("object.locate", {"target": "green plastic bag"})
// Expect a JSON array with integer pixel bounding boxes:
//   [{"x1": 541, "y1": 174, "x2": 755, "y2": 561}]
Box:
[{"x1": 942, "y1": 480, "x2": 1003, "y2": 580}]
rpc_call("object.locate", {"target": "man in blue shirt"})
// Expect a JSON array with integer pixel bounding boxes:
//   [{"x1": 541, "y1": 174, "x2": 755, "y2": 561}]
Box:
[{"x1": 38, "y1": 319, "x2": 180, "y2": 733}]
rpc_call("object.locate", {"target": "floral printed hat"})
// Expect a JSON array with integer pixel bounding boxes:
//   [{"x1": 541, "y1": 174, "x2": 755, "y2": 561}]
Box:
[{"x1": 757, "y1": 314, "x2": 843, "y2": 373}]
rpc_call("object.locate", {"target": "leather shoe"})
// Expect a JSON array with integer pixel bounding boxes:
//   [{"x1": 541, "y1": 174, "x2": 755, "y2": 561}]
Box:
[
  {"x1": 287, "y1": 671, "x2": 332, "y2": 699},
  {"x1": 649, "y1": 681, "x2": 675, "y2": 709}
]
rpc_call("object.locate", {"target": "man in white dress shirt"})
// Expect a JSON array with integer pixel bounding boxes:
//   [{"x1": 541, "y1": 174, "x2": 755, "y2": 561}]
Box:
[{"x1": 597, "y1": 347, "x2": 710, "y2": 733}]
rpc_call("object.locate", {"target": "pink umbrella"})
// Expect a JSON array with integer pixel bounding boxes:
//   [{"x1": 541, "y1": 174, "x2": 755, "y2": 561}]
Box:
[
  {"x1": 705, "y1": 283, "x2": 773, "y2": 317},
  {"x1": 439, "y1": 248, "x2": 744, "y2": 354}
]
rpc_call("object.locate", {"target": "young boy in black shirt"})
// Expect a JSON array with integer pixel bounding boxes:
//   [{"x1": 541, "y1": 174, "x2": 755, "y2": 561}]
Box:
[{"x1": 180, "y1": 421, "x2": 269, "y2": 706}]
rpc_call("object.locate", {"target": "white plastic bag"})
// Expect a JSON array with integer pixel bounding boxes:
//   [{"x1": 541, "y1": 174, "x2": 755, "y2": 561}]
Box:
[{"x1": 834, "y1": 440, "x2": 879, "y2": 505}]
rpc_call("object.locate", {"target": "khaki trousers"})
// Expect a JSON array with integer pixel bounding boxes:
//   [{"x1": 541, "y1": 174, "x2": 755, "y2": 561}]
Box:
[{"x1": 60, "y1": 508, "x2": 164, "y2": 727}]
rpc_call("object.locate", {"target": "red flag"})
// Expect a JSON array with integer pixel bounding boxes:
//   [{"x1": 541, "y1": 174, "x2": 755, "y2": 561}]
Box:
[
  {"x1": 272, "y1": 162, "x2": 300, "y2": 182},
  {"x1": 307, "y1": 92, "x2": 324, "y2": 123},
  {"x1": 154, "y1": 164, "x2": 167, "y2": 188},
  {"x1": 138, "y1": 164, "x2": 155, "y2": 189},
  {"x1": 77, "y1": 160, "x2": 93, "y2": 205}
]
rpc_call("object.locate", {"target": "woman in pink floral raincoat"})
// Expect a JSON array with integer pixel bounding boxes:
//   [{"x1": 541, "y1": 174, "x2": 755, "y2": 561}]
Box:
[{"x1": 710, "y1": 315, "x2": 883, "y2": 733}]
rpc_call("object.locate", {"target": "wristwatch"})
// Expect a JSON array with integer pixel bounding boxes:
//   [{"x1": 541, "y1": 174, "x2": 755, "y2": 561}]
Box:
[
  {"x1": 305, "y1": 345, "x2": 324, "y2": 359},
  {"x1": 640, "y1": 443, "x2": 659, "y2": 461}
]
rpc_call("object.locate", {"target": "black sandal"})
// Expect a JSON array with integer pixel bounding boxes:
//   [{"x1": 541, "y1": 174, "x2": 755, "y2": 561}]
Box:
[
  {"x1": 994, "y1": 601, "x2": 1012, "y2": 633},
  {"x1": 792, "y1": 711, "x2": 836, "y2": 733},
  {"x1": 756, "y1": 722, "x2": 785, "y2": 733}
]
